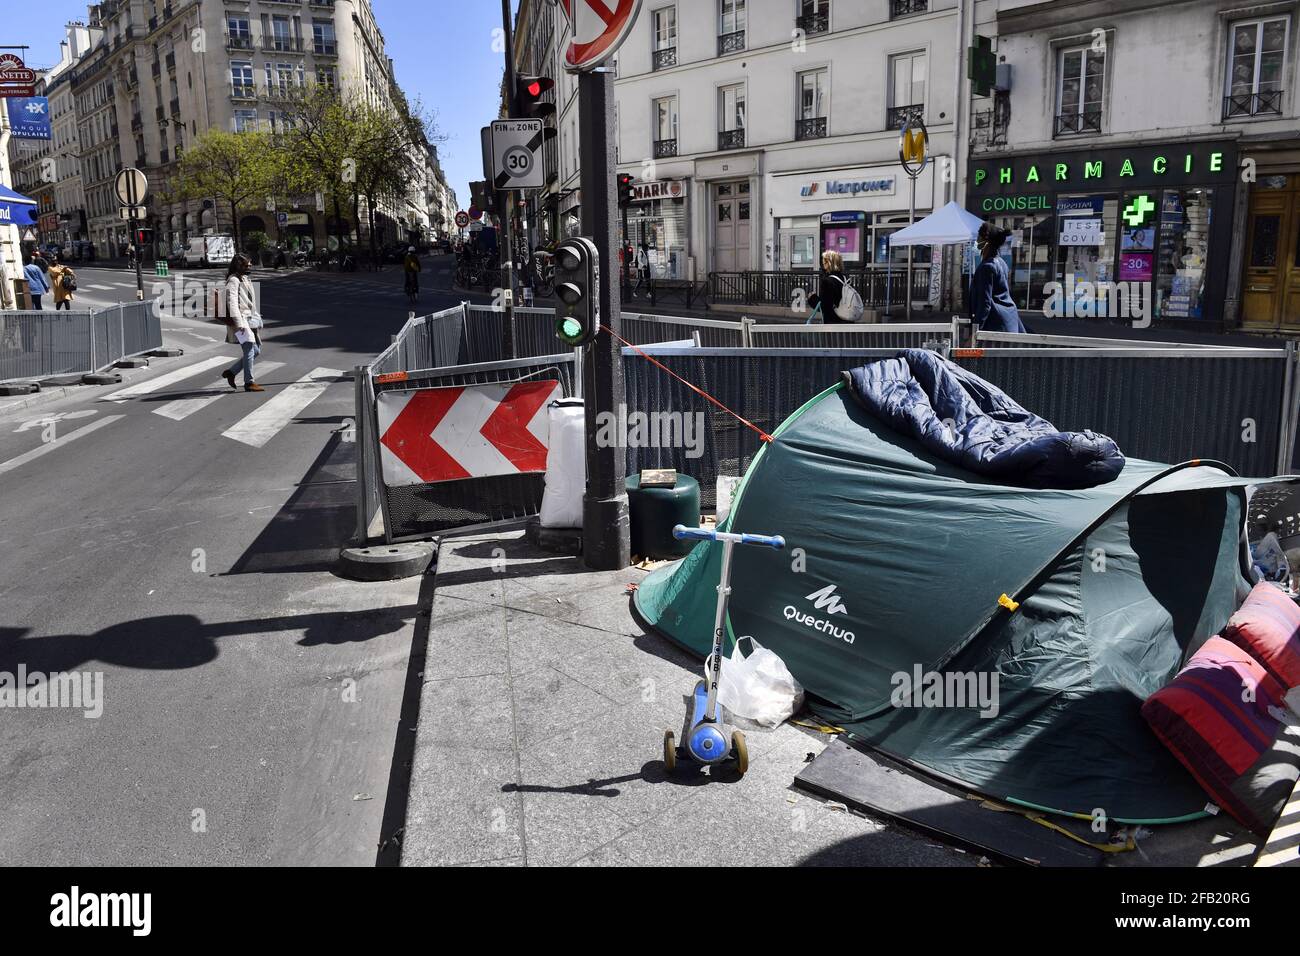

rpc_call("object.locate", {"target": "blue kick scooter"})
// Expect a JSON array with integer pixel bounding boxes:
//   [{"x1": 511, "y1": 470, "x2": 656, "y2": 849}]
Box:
[{"x1": 663, "y1": 524, "x2": 786, "y2": 778}]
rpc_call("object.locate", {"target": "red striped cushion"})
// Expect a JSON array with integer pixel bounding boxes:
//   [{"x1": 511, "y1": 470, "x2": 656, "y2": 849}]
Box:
[
  {"x1": 1224, "y1": 582, "x2": 1300, "y2": 688},
  {"x1": 1142, "y1": 637, "x2": 1299, "y2": 836}
]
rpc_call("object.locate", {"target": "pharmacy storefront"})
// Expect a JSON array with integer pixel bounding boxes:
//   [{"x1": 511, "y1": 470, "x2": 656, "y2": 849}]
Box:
[
  {"x1": 767, "y1": 162, "x2": 937, "y2": 271},
  {"x1": 967, "y1": 141, "x2": 1239, "y2": 325}
]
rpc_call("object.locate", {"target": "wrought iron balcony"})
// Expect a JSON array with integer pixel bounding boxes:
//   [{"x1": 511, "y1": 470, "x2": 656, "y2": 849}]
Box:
[
  {"x1": 718, "y1": 30, "x2": 745, "y2": 56},
  {"x1": 796, "y1": 13, "x2": 829, "y2": 36},
  {"x1": 796, "y1": 116, "x2": 827, "y2": 140},
  {"x1": 1224, "y1": 90, "x2": 1283, "y2": 119},
  {"x1": 226, "y1": 34, "x2": 254, "y2": 51},
  {"x1": 886, "y1": 103, "x2": 924, "y2": 130},
  {"x1": 1055, "y1": 110, "x2": 1102, "y2": 135},
  {"x1": 314, "y1": 41, "x2": 338, "y2": 56},
  {"x1": 654, "y1": 138, "x2": 677, "y2": 158},
  {"x1": 652, "y1": 47, "x2": 677, "y2": 71},
  {"x1": 718, "y1": 128, "x2": 745, "y2": 151},
  {"x1": 891, "y1": 0, "x2": 928, "y2": 16},
  {"x1": 264, "y1": 36, "x2": 304, "y2": 53}
]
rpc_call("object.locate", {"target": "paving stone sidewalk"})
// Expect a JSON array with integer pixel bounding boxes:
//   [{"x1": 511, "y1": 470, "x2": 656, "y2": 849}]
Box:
[{"x1": 400, "y1": 530, "x2": 972, "y2": 867}]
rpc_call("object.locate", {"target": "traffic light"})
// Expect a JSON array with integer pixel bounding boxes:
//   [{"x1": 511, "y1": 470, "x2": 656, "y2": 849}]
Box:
[
  {"x1": 553, "y1": 237, "x2": 600, "y2": 346},
  {"x1": 516, "y1": 75, "x2": 556, "y2": 120},
  {"x1": 617, "y1": 173, "x2": 636, "y2": 208}
]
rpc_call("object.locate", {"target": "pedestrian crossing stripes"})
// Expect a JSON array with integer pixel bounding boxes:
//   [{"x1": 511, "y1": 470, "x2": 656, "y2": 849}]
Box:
[
  {"x1": 0, "y1": 415, "x2": 125, "y2": 477},
  {"x1": 222, "y1": 367, "x2": 344, "y2": 448},
  {"x1": 1254, "y1": 779, "x2": 1300, "y2": 867},
  {"x1": 101, "y1": 356, "x2": 232, "y2": 403},
  {"x1": 152, "y1": 362, "x2": 286, "y2": 422}
]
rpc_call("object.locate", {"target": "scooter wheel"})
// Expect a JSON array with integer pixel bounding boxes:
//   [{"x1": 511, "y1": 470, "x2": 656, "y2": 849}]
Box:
[
  {"x1": 663, "y1": 731, "x2": 677, "y2": 772},
  {"x1": 732, "y1": 731, "x2": 748, "y2": 776}
]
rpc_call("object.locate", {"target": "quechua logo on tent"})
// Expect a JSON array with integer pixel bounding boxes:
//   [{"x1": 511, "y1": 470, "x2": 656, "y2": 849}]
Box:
[{"x1": 783, "y1": 585, "x2": 855, "y2": 644}]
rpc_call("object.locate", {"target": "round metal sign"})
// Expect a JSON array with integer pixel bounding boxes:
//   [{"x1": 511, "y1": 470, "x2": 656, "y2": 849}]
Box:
[
  {"x1": 898, "y1": 117, "x2": 929, "y2": 179},
  {"x1": 114, "y1": 167, "x2": 149, "y2": 207},
  {"x1": 455, "y1": 211, "x2": 470, "y2": 228}
]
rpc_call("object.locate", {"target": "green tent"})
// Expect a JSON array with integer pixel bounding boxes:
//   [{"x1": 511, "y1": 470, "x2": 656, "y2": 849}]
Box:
[{"x1": 635, "y1": 380, "x2": 1287, "y2": 823}]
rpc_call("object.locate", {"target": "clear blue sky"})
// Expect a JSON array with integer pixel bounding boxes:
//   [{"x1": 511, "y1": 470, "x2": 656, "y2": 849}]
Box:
[{"x1": 5, "y1": 0, "x2": 517, "y2": 211}]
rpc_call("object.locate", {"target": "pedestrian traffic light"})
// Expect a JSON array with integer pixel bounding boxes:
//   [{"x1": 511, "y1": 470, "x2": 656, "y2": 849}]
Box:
[
  {"x1": 617, "y1": 173, "x2": 636, "y2": 208},
  {"x1": 553, "y1": 237, "x2": 600, "y2": 347},
  {"x1": 516, "y1": 75, "x2": 556, "y2": 120}
]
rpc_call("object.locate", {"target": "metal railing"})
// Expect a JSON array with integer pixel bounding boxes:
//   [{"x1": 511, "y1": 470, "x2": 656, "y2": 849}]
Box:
[
  {"x1": 718, "y1": 30, "x2": 746, "y2": 55},
  {"x1": 1, "y1": 301, "x2": 161, "y2": 384},
  {"x1": 1056, "y1": 110, "x2": 1103, "y2": 135},
  {"x1": 1224, "y1": 90, "x2": 1283, "y2": 119},
  {"x1": 796, "y1": 117, "x2": 828, "y2": 140},
  {"x1": 709, "y1": 269, "x2": 932, "y2": 309},
  {"x1": 796, "y1": 12, "x2": 830, "y2": 35},
  {"x1": 747, "y1": 322, "x2": 957, "y2": 350},
  {"x1": 886, "y1": 104, "x2": 924, "y2": 131},
  {"x1": 652, "y1": 47, "x2": 677, "y2": 71}
]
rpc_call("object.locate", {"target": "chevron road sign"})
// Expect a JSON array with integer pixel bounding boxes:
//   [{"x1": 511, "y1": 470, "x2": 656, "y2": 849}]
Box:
[{"x1": 376, "y1": 380, "x2": 562, "y2": 487}]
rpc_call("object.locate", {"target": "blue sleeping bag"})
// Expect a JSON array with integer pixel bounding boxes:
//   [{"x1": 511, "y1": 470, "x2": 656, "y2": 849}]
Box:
[{"x1": 844, "y1": 349, "x2": 1124, "y2": 489}]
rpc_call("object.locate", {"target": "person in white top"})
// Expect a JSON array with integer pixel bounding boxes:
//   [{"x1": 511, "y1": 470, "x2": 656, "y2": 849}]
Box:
[{"x1": 220, "y1": 254, "x2": 265, "y2": 393}]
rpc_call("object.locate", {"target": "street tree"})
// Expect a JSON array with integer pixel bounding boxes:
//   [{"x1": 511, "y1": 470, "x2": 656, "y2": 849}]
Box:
[{"x1": 170, "y1": 129, "x2": 277, "y2": 247}]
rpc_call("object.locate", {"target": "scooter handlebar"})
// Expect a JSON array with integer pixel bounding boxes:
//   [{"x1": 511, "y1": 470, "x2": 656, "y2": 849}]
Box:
[{"x1": 672, "y1": 525, "x2": 785, "y2": 550}]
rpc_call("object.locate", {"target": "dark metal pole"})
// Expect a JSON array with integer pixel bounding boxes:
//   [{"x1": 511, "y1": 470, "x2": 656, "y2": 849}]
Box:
[
  {"x1": 498, "y1": 0, "x2": 520, "y2": 358},
  {"x1": 579, "y1": 67, "x2": 630, "y2": 571}
]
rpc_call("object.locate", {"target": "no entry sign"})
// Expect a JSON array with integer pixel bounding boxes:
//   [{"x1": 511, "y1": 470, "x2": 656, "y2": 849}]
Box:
[
  {"x1": 560, "y1": 0, "x2": 641, "y2": 72},
  {"x1": 377, "y1": 380, "x2": 562, "y2": 486}
]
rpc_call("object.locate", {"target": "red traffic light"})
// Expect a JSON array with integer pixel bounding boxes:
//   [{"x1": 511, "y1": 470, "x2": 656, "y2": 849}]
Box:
[{"x1": 527, "y1": 80, "x2": 542, "y2": 98}]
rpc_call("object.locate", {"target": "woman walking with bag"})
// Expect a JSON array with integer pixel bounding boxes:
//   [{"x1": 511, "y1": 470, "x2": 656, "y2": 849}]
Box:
[
  {"x1": 48, "y1": 255, "x2": 77, "y2": 311},
  {"x1": 806, "y1": 251, "x2": 861, "y2": 323},
  {"x1": 220, "y1": 254, "x2": 265, "y2": 393}
]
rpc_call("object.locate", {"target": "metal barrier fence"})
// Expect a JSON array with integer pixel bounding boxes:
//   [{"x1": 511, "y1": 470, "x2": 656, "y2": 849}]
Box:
[
  {"x1": 747, "y1": 321, "x2": 958, "y2": 350},
  {"x1": 621, "y1": 345, "x2": 1298, "y2": 510},
  {"x1": 356, "y1": 305, "x2": 1300, "y2": 541},
  {"x1": 709, "y1": 268, "x2": 931, "y2": 308},
  {"x1": 0, "y1": 301, "x2": 161, "y2": 383},
  {"x1": 974, "y1": 330, "x2": 1244, "y2": 350}
]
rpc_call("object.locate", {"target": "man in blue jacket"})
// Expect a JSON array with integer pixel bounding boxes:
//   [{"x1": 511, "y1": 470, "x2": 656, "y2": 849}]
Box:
[{"x1": 23, "y1": 254, "x2": 50, "y2": 310}]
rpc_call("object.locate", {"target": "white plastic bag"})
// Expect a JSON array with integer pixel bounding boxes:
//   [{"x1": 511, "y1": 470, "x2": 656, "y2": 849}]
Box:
[
  {"x1": 716, "y1": 636, "x2": 804, "y2": 728},
  {"x1": 539, "y1": 399, "x2": 584, "y2": 528}
]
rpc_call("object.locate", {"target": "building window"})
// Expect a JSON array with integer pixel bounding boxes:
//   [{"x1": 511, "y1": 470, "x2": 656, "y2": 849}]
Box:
[
  {"x1": 1225, "y1": 16, "x2": 1288, "y2": 118},
  {"x1": 719, "y1": 0, "x2": 746, "y2": 56},
  {"x1": 230, "y1": 61, "x2": 254, "y2": 98},
  {"x1": 313, "y1": 21, "x2": 337, "y2": 56},
  {"x1": 796, "y1": 68, "x2": 828, "y2": 139},
  {"x1": 1056, "y1": 45, "x2": 1104, "y2": 135},
  {"x1": 227, "y1": 16, "x2": 252, "y2": 51},
  {"x1": 316, "y1": 65, "x2": 337, "y2": 88},
  {"x1": 797, "y1": 0, "x2": 830, "y2": 37},
  {"x1": 718, "y1": 83, "x2": 745, "y2": 150},
  {"x1": 886, "y1": 51, "x2": 925, "y2": 130},
  {"x1": 233, "y1": 109, "x2": 258, "y2": 133},
  {"x1": 890, "y1": 0, "x2": 928, "y2": 16},
  {"x1": 652, "y1": 7, "x2": 677, "y2": 70},
  {"x1": 653, "y1": 96, "x2": 678, "y2": 157}
]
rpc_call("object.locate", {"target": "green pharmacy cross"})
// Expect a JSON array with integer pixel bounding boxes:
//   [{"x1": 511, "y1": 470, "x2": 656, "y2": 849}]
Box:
[{"x1": 1123, "y1": 194, "x2": 1156, "y2": 227}]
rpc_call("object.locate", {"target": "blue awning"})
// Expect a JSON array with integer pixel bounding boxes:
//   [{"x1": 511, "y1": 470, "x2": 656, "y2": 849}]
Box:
[{"x1": 0, "y1": 184, "x2": 39, "y2": 227}]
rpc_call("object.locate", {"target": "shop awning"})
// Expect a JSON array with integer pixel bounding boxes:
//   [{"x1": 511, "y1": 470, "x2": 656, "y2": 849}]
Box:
[
  {"x1": 888, "y1": 200, "x2": 984, "y2": 247},
  {"x1": 0, "y1": 184, "x2": 38, "y2": 227}
]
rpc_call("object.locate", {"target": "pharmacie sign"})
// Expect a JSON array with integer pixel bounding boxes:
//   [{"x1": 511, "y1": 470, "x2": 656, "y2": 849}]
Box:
[{"x1": 968, "y1": 141, "x2": 1239, "y2": 212}]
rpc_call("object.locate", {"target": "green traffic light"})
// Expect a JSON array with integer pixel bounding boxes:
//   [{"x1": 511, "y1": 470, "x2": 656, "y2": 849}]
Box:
[{"x1": 557, "y1": 315, "x2": 585, "y2": 345}]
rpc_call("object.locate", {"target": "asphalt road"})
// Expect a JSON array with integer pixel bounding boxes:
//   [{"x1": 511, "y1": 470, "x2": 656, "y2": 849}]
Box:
[{"x1": 0, "y1": 255, "x2": 461, "y2": 865}]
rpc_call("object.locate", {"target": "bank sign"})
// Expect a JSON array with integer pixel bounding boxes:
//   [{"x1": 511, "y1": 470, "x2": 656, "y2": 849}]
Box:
[
  {"x1": 801, "y1": 175, "x2": 896, "y2": 200},
  {"x1": 968, "y1": 141, "x2": 1239, "y2": 214}
]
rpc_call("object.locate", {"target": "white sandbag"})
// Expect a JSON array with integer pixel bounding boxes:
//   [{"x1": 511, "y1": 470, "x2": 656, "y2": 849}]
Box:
[
  {"x1": 539, "y1": 399, "x2": 585, "y2": 529},
  {"x1": 716, "y1": 636, "x2": 804, "y2": 728}
]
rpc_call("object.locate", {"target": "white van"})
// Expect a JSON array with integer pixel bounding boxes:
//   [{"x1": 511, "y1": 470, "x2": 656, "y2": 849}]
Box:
[{"x1": 183, "y1": 235, "x2": 236, "y2": 268}]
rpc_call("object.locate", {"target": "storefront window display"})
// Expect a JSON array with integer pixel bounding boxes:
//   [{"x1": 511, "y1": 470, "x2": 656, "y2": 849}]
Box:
[
  {"x1": 623, "y1": 193, "x2": 688, "y2": 279},
  {"x1": 1155, "y1": 188, "x2": 1214, "y2": 319}
]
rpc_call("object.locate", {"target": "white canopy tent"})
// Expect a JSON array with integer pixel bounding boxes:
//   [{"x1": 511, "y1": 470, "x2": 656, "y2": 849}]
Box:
[
  {"x1": 882, "y1": 201, "x2": 984, "y2": 317},
  {"x1": 887, "y1": 201, "x2": 984, "y2": 247}
]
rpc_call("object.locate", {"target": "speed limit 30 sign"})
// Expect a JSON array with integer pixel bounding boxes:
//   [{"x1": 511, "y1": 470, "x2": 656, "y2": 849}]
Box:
[{"x1": 490, "y1": 119, "x2": 546, "y2": 190}]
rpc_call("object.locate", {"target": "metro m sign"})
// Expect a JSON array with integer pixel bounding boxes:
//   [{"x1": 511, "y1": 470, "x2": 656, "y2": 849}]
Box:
[{"x1": 560, "y1": 0, "x2": 642, "y2": 72}]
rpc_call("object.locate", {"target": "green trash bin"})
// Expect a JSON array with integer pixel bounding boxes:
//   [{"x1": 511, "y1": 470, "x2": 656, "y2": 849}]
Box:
[{"x1": 626, "y1": 473, "x2": 701, "y2": 560}]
